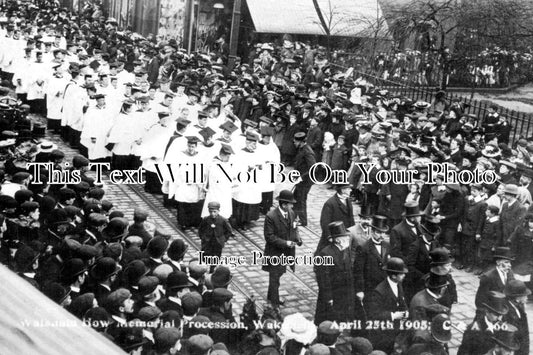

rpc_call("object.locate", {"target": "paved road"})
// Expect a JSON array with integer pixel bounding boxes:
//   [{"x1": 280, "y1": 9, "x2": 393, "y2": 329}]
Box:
[{"x1": 43, "y1": 131, "x2": 533, "y2": 354}]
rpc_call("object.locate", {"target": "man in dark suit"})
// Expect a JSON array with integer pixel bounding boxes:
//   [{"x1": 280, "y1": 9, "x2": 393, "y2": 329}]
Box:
[
  {"x1": 362, "y1": 154, "x2": 381, "y2": 215},
  {"x1": 405, "y1": 215, "x2": 441, "y2": 301},
  {"x1": 475, "y1": 247, "x2": 515, "y2": 310},
  {"x1": 315, "y1": 222, "x2": 356, "y2": 325},
  {"x1": 458, "y1": 291, "x2": 509, "y2": 355},
  {"x1": 354, "y1": 215, "x2": 390, "y2": 299},
  {"x1": 503, "y1": 280, "x2": 530, "y2": 355},
  {"x1": 460, "y1": 184, "x2": 487, "y2": 272},
  {"x1": 409, "y1": 272, "x2": 450, "y2": 321},
  {"x1": 365, "y1": 257, "x2": 409, "y2": 353},
  {"x1": 390, "y1": 202, "x2": 424, "y2": 260},
  {"x1": 501, "y1": 184, "x2": 527, "y2": 241},
  {"x1": 262, "y1": 190, "x2": 302, "y2": 307},
  {"x1": 292, "y1": 131, "x2": 317, "y2": 226},
  {"x1": 316, "y1": 183, "x2": 355, "y2": 254}
]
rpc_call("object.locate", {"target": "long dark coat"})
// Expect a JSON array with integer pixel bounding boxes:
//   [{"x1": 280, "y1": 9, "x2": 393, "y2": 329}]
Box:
[
  {"x1": 262, "y1": 208, "x2": 300, "y2": 274},
  {"x1": 504, "y1": 300, "x2": 530, "y2": 355},
  {"x1": 390, "y1": 220, "x2": 421, "y2": 260},
  {"x1": 315, "y1": 244, "x2": 356, "y2": 325},
  {"x1": 475, "y1": 267, "x2": 515, "y2": 309},
  {"x1": 354, "y1": 239, "x2": 390, "y2": 293},
  {"x1": 365, "y1": 279, "x2": 408, "y2": 353},
  {"x1": 316, "y1": 194, "x2": 355, "y2": 253},
  {"x1": 457, "y1": 315, "x2": 497, "y2": 355}
]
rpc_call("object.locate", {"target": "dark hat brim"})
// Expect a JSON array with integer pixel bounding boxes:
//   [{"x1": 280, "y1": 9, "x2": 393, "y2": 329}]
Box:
[
  {"x1": 212, "y1": 274, "x2": 233, "y2": 288},
  {"x1": 382, "y1": 265, "x2": 408, "y2": 273},
  {"x1": 276, "y1": 196, "x2": 297, "y2": 204},
  {"x1": 490, "y1": 336, "x2": 520, "y2": 351},
  {"x1": 370, "y1": 225, "x2": 389, "y2": 233},
  {"x1": 482, "y1": 302, "x2": 508, "y2": 315}
]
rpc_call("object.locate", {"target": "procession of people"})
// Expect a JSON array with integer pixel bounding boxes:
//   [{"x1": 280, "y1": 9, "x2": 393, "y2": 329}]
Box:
[{"x1": 0, "y1": 1, "x2": 532, "y2": 354}]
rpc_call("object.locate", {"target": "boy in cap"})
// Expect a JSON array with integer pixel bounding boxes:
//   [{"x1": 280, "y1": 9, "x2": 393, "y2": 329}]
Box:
[{"x1": 198, "y1": 201, "x2": 233, "y2": 272}]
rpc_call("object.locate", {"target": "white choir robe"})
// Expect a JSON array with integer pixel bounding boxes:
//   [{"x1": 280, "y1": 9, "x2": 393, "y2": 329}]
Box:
[
  {"x1": 232, "y1": 148, "x2": 262, "y2": 204},
  {"x1": 106, "y1": 112, "x2": 137, "y2": 156},
  {"x1": 26, "y1": 62, "x2": 49, "y2": 100},
  {"x1": 201, "y1": 157, "x2": 236, "y2": 218},
  {"x1": 256, "y1": 140, "x2": 281, "y2": 193},
  {"x1": 80, "y1": 106, "x2": 114, "y2": 160},
  {"x1": 167, "y1": 151, "x2": 205, "y2": 202},
  {"x1": 62, "y1": 82, "x2": 88, "y2": 131},
  {"x1": 197, "y1": 142, "x2": 221, "y2": 162},
  {"x1": 12, "y1": 58, "x2": 33, "y2": 95},
  {"x1": 46, "y1": 75, "x2": 69, "y2": 120},
  {"x1": 139, "y1": 122, "x2": 176, "y2": 174}
]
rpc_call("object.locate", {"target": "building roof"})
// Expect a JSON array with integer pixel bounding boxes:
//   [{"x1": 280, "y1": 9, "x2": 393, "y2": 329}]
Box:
[
  {"x1": 246, "y1": 0, "x2": 390, "y2": 38},
  {"x1": 0, "y1": 264, "x2": 125, "y2": 355}
]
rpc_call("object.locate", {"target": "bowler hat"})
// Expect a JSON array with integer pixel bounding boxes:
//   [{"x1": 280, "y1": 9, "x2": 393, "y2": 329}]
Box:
[
  {"x1": 504, "y1": 280, "x2": 532, "y2": 298},
  {"x1": 327, "y1": 221, "x2": 350, "y2": 239},
  {"x1": 211, "y1": 266, "x2": 232, "y2": 288},
  {"x1": 276, "y1": 190, "x2": 296, "y2": 204},
  {"x1": 491, "y1": 325, "x2": 520, "y2": 351},
  {"x1": 382, "y1": 257, "x2": 408, "y2": 273},
  {"x1": 166, "y1": 271, "x2": 194, "y2": 291},
  {"x1": 90, "y1": 257, "x2": 120, "y2": 281},
  {"x1": 429, "y1": 248, "x2": 453, "y2": 266},
  {"x1": 431, "y1": 313, "x2": 452, "y2": 343},
  {"x1": 425, "y1": 272, "x2": 449, "y2": 289},
  {"x1": 147, "y1": 236, "x2": 169, "y2": 258},
  {"x1": 43, "y1": 282, "x2": 71, "y2": 304},
  {"x1": 482, "y1": 291, "x2": 509, "y2": 315},
  {"x1": 403, "y1": 201, "x2": 424, "y2": 217},
  {"x1": 369, "y1": 215, "x2": 389, "y2": 233},
  {"x1": 124, "y1": 260, "x2": 149, "y2": 286},
  {"x1": 493, "y1": 247, "x2": 515, "y2": 260},
  {"x1": 167, "y1": 239, "x2": 188, "y2": 261},
  {"x1": 61, "y1": 258, "x2": 88, "y2": 281}
]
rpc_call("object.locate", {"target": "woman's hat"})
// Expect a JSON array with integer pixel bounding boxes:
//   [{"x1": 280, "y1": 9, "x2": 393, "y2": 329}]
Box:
[{"x1": 279, "y1": 313, "x2": 317, "y2": 345}]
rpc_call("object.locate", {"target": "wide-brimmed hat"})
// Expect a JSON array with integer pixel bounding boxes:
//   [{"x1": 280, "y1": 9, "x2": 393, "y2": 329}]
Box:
[
  {"x1": 425, "y1": 272, "x2": 449, "y2": 289},
  {"x1": 482, "y1": 291, "x2": 509, "y2": 315},
  {"x1": 493, "y1": 247, "x2": 515, "y2": 261},
  {"x1": 369, "y1": 215, "x2": 389, "y2": 232},
  {"x1": 491, "y1": 325, "x2": 520, "y2": 351},
  {"x1": 503, "y1": 184, "x2": 519, "y2": 196},
  {"x1": 37, "y1": 140, "x2": 58, "y2": 153},
  {"x1": 430, "y1": 313, "x2": 452, "y2": 343},
  {"x1": 327, "y1": 221, "x2": 350, "y2": 239},
  {"x1": 276, "y1": 190, "x2": 296, "y2": 204},
  {"x1": 382, "y1": 257, "x2": 408, "y2": 273},
  {"x1": 504, "y1": 280, "x2": 532, "y2": 298},
  {"x1": 279, "y1": 313, "x2": 317, "y2": 345},
  {"x1": 403, "y1": 201, "x2": 424, "y2": 217},
  {"x1": 481, "y1": 143, "x2": 501, "y2": 159}
]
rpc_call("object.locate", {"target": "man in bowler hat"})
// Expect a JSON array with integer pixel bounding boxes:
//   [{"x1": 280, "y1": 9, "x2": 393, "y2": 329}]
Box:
[
  {"x1": 262, "y1": 190, "x2": 302, "y2": 307},
  {"x1": 503, "y1": 280, "x2": 530, "y2": 355},
  {"x1": 475, "y1": 247, "x2": 515, "y2": 310},
  {"x1": 365, "y1": 257, "x2": 409, "y2": 353}
]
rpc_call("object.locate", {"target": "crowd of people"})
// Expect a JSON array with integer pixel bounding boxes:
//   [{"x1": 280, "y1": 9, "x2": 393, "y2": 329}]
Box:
[
  {"x1": 337, "y1": 47, "x2": 533, "y2": 88},
  {"x1": 0, "y1": 1, "x2": 532, "y2": 355}
]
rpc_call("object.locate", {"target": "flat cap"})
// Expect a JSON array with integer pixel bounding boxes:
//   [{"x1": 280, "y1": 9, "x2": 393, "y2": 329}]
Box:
[
  {"x1": 187, "y1": 334, "x2": 214, "y2": 353},
  {"x1": 138, "y1": 306, "x2": 162, "y2": 322},
  {"x1": 138, "y1": 276, "x2": 160, "y2": 296},
  {"x1": 154, "y1": 327, "x2": 181, "y2": 353},
  {"x1": 212, "y1": 288, "x2": 233, "y2": 304}
]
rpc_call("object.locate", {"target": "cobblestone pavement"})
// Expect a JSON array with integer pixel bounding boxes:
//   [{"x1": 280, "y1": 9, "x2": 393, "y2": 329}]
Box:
[{"x1": 44, "y1": 131, "x2": 533, "y2": 354}]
